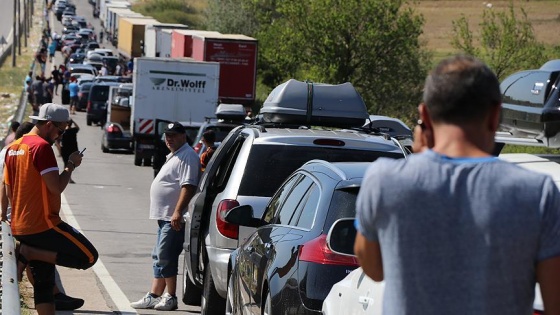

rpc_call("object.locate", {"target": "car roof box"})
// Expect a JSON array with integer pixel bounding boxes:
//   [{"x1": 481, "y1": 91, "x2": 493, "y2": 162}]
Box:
[
  {"x1": 261, "y1": 79, "x2": 369, "y2": 128},
  {"x1": 216, "y1": 104, "x2": 246, "y2": 121}
]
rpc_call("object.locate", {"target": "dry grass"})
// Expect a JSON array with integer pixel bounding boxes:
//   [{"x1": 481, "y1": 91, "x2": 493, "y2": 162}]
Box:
[{"x1": 414, "y1": 0, "x2": 560, "y2": 54}]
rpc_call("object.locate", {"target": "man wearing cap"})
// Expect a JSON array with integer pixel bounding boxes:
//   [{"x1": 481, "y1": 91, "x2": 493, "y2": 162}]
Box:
[
  {"x1": 2, "y1": 103, "x2": 98, "y2": 315},
  {"x1": 131, "y1": 121, "x2": 200, "y2": 311}
]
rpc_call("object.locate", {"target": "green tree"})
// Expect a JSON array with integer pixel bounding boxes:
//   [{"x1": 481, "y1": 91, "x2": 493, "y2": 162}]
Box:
[
  {"x1": 132, "y1": 0, "x2": 204, "y2": 28},
  {"x1": 451, "y1": 2, "x2": 546, "y2": 80},
  {"x1": 256, "y1": 0, "x2": 431, "y2": 119}
]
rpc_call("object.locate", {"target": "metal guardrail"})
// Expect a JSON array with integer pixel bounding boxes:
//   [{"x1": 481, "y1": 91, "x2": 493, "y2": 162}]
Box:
[{"x1": 1, "y1": 221, "x2": 22, "y2": 315}]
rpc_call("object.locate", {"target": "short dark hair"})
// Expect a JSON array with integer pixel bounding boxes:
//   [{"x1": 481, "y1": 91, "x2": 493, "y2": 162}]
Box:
[
  {"x1": 14, "y1": 122, "x2": 35, "y2": 140},
  {"x1": 9, "y1": 121, "x2": 20, "y2": 132},
  {"x1": 423, "y1": 55, "x2": 501, "y2": 124},
  {"x1": 202, "y1": 130, "x2": 216, "y2": 143}
]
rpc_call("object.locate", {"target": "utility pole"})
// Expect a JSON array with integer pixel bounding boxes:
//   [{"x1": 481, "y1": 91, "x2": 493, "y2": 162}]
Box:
[
  {"x1": 17, "y1": 0, "x2": 21, "y2": 55},
  {"x1": 12, "y1": 0, "x2": 16, "y2": 66},
  {"x1": 23, "y1": 0, "x2": 27, "y2": 47}
]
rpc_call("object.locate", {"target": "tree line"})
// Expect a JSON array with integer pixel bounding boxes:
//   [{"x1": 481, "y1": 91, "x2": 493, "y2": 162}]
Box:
[{"x1": 134, "y1": 0, "x2": 558, "y2": 125}]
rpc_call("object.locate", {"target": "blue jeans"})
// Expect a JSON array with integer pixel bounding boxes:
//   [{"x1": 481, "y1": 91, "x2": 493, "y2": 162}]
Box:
[{"x1": 152, "y1": 220, "x2": 185, "y2": 278}]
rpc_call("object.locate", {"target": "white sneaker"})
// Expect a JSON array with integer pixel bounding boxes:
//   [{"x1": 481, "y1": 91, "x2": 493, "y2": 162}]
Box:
[
  {"x1": 154, "y1": 293, "x2": 178, "y2": 311},
  {"x1": 130, "y1": 292, "x2": 161, "y2": 309}
]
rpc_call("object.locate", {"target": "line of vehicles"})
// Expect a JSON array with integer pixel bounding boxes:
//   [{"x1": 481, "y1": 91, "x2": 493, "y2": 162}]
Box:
[{"x1": 64, "y1": 1, "x2": 551, "y2": 314}]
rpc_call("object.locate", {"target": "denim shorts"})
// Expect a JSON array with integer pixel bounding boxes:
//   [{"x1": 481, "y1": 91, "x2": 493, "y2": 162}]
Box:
[{"x1": 152, "y1": 220, "x2": 185, "y2": 278}]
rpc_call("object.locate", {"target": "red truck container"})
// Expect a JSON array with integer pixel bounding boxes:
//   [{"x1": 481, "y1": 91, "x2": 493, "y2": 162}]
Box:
[
  {"x1": 191, "y1": 34, "x2": 258, "y2": 106},
  {"x1": 171, "y1": 30, "x2": 221, "y2": 58}
]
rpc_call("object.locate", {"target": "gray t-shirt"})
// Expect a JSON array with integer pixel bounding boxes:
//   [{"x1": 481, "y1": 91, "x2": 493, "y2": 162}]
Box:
[
  {"x1": 356, "y1": 150, "x2": 560, "y2": 315},
  {"x1": 150, "y1": 143, "x2": 200, "y2": 221}
]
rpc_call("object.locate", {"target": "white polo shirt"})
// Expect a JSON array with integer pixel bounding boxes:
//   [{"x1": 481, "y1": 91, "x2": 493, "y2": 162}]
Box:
[{"x1": 149, "y1": 143, "x2": 200, "y2": 220}]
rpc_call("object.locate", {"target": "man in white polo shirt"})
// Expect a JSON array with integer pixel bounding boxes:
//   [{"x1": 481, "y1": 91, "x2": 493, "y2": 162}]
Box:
[{"x1": 131, "y1": 122, "x2": 201, "y2": 311}]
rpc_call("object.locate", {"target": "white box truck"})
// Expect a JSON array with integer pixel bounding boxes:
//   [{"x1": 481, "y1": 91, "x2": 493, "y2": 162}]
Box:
[
  {"x1": 131, "y1": 57, "x2": 220, "y2": 166},
  {"x1": 144, "y1": 24, "x2": 189, "y2": 58}
]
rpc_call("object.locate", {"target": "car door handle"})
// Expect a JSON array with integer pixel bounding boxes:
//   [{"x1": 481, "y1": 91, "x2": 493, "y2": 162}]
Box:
[{"x1": 358, "y1": 296, "x2": 373, "y2": 305}]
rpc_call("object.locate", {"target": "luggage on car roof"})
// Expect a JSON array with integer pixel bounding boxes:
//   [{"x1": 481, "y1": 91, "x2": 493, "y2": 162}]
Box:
[
  {"x1": 215, "y1": 104, "x2": 246, "y2": 122},
  {"x1": 260, "y1": 79, "x2": 369, "y2": 128}
]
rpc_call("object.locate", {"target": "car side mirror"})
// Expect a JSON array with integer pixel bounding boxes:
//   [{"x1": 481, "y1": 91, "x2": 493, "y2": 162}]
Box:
[
  {"x1": 326, "y1": 218, "x2": 357, "y2": 256},
  {"x1": 225, "y1": 205, "x2": 266, "y2": 228}
]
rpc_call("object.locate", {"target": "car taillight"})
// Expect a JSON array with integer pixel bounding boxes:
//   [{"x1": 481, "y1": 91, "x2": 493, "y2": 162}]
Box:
[
  {"x1": 193, "y1": 141, "x2": 202, "y2": 153},
  {"x1": 78, "y1": 92, "x2": 83, "y2": 98},
  {"x1": 86, "y1": 101, "x2": 91, "y2": 111},
  {"x1": 106, "y1": 124, "x2": 121, "y2": 133},
  {"x1": 299, "y1": 234, "x2": 359, "y2": 266},
  {"x1": 216, "y1": 199, "x2": 240, "y2": 239},
  {"x1": 533, "y1": 311, "x2": 544, "y2": 315},
  {"x1": 313, "y1": 139, "x2": 345, "y2": 146}
]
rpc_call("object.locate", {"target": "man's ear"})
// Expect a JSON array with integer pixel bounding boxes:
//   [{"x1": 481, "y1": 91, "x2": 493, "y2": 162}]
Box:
[{"x1": 418, "y1": 103, "x2": 432, "y2": 130}]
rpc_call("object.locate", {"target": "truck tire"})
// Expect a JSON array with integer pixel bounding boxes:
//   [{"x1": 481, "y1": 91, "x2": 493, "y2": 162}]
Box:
[
  {"x1": 201, "y1": 266, "x2": 226, "y2": 315},
  {"x1": 182, "y1": 256, "x2": 202, "y2": 306},
  {"x1": 134, "y1": 152, "x2": 142, "y2": 166}
]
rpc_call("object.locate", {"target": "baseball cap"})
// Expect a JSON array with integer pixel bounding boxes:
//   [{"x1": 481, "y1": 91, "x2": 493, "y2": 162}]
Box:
[
  {"x1": 164, "y1": 122, "x2": 186, "y2": 134},
  {"x1": 29, "y1": 103, "x2": 70, "y2": 122}
]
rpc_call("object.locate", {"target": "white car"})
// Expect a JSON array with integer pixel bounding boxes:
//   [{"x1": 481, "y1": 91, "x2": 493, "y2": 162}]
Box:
[{"x1": 322, "y1": 267, "x2": 384, "y2": 315}]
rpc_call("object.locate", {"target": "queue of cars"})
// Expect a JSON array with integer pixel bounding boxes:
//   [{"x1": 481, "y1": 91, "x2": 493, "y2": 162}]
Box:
[{"x1": 179, "y1": 79, "x2": 412, "y2": 315}]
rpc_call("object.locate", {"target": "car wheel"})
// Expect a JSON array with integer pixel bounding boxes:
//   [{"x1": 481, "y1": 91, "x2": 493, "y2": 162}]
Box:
[
  {"x1": 225, "y1": 274, "x2": 237, "y2": 315},
  {"x1": 134, "y1": 152, "x2": 142, "y2": 166},
  {"x1": 262, "y1": 289, "x2": 272, "y2": 315},
  {"x1": 101, "y1": 142, "x2": 109, "y2": 153},
  {"x1": 201, "y1": 265, "x2": 226, "y2": 315},
  {"x1": 182, "y1": 255, "x2": 202, "y2": 306},
  {"x1": 86, "y1": 118, "x2": 92, "y2": 126},
  {"x1": 143, "y1": 157, "x2": 152, "y2": 167}
]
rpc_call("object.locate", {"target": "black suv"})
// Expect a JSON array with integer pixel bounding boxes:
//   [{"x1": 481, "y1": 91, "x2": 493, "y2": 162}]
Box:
[{"x1": 86, "y1": 81, "x2": 120, "y2": 126}]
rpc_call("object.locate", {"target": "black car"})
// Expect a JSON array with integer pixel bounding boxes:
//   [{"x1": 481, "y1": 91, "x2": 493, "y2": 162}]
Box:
[
  {"x1": 77, "y1": 82, "x2": 92, "y2": 111},
  {"x1": 86, "y1": 81, "x2": 120, "y2": 126},
  {"x1": 225, "y1": 160, "x2": 386, "y2": 315},
  {"x1": 68, "y1": 52, "x2": 86, "y2": 64}
]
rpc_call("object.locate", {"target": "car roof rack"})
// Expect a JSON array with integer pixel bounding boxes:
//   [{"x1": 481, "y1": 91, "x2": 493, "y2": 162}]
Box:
[{"x1": 259, "y1": 79, "x2": 369, "y2": 129}]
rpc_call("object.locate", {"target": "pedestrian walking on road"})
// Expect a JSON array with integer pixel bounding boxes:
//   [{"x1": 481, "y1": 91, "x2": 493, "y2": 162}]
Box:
[
  {"x1": 354, "y1": 55, "x2": 560, "y2": 315},
  {"x1": 68, "y1": 77, "x2": 79, "y2": 114},
  {"x1": 2, "y1": 103, "x2": 98, "y2": 315},
  {"x1": 130, "y1": 122, "x2": 200, "y2": 311},
  {"x1": 99, "y1": 30, "x2": 104, "y2": 44}
]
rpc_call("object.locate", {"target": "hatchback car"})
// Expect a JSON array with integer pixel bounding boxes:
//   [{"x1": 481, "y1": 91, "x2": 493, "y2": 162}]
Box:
[
  {"x1": 226, "y1": 161, "x2": 387, "y2": 315},
  {"x1": 86, "y1": 81, "x2": 120, "y2": 126}
]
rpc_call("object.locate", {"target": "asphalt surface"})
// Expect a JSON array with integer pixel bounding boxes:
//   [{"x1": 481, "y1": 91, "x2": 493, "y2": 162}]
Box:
[
  {"x1": 0, "y1": 0, "x2": 14, "y2": 53},
  {"x1": 19, "y1": 1, "x2": 203, "y2": 314}
]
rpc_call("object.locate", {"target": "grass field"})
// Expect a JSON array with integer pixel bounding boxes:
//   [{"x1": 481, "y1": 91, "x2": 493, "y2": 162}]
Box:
[{"x1": 415, "y1": 0, "x2": 560, "y2": 57}]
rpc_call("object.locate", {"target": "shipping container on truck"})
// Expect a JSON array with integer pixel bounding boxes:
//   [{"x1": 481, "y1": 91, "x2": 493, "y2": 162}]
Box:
[
  {"x1": 100, "y1": 0, "x2": 130, "y2": 28},
  {"x1": 144, "y1": 23, "x2": 189, "y2": 58},
  {"x1": 106, "y1": 7, "x2": 142, "y2": 44},
  {"x1": 118, "y1": 17, "x2": 161, "y2": 60},
  {"x1": 131, "y1": 57, "x2": 220, "y2": 166},
  {"x1": 191, "y1": 34, "x2": 258, "y2": 107},
  {"x1": 170, "y1": 30, "x2": 221, "y2": 58}
]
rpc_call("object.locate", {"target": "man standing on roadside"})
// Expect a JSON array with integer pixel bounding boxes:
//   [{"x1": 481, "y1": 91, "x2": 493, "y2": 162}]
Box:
[
  {"x1": 2, "y1": 103, "x2": 98, "y2": 315},
  {"x1": 131, "y1": 122, "x2": 200, "y2": 311},
  {"x1": 354, "y1": 55, "x2": 560, "y2": 315}
]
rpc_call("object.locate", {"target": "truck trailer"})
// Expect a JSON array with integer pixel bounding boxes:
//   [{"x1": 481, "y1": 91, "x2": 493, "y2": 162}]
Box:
[
  {"x1": 131, "y1": 57, "x2": 220, "y2": 166},
  {"x1": 170, "y1": 30, "x2": 221, "y2": 58},
  {"x1": 144, "y1": 23, "x2": 190, "y2": 58},
  {"x1": 191, "y1": 33, "x2": 258, "y2": 107},
  {"x1": 118, "y1": 17, "x2": 160, "y2": 60}
]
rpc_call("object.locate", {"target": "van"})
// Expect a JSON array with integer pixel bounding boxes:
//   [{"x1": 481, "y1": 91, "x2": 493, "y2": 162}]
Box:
[{"x1": 86, "y1": 81, "x2": 121, "y2": 126}]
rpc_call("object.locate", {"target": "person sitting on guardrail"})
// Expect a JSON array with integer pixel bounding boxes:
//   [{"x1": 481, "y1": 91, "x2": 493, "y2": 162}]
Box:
[
  {"x1": 0, "y1": 121, "x2": 85, "y2": 311},
  {"x1": 2, "y1": 104, "x2": 98, "y2": 315}
]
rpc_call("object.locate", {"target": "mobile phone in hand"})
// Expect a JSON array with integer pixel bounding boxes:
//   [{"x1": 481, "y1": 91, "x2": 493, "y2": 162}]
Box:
[{"x1": 80, "y1": 148, "x2": 86, "y2": 155}]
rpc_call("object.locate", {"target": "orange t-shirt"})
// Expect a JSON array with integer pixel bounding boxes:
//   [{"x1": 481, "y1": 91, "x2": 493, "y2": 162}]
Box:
[{"x1": 4, "y1": 134, "x2": 62, "y2": 235}]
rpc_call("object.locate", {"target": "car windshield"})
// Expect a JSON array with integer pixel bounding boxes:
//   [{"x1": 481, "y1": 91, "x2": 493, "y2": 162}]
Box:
[{"x1": 239, "y1": 145, "x2": 402, "y2": 197}]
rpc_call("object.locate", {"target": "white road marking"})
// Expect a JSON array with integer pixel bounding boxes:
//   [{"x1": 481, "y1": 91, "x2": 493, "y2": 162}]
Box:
[{"x1": 61, "y1": 193, "x2": 138, "y2": 315}]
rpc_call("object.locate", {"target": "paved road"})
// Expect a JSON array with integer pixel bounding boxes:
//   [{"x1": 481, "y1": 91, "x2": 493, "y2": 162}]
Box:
[
  {"x1": 35, "y1": 2, "x2": 203, "y2": 314},
  {"x1": 0, "y1": 0, "x2": 14, "y2": 53}
]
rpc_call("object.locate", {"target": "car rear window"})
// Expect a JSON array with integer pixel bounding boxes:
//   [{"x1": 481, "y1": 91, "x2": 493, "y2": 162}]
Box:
[
  {"x1": 80, "y1": 83, "x2": 92, "y2": 92},
  {"x1": 239, "y1": 145, "x2": 402, "y2": 197},
  {"x1": 323, "y1": 188, "x2": 359, "y2": 230},
  {"x1": 90, "y1": 86, "x2": 110, "y2": 101}
]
